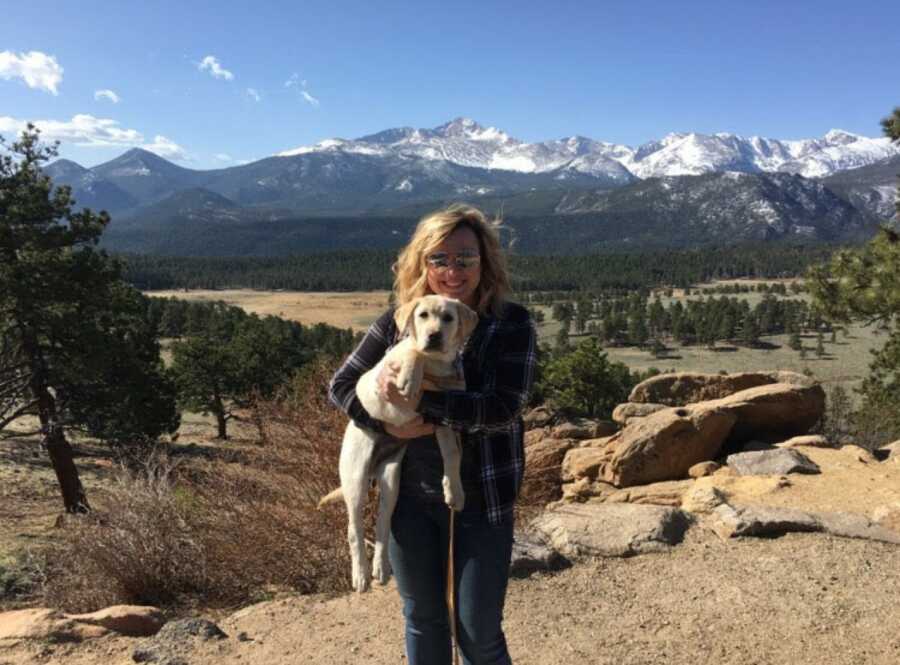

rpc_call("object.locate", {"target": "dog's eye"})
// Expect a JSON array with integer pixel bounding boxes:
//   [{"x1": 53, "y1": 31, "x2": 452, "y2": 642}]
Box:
[
  {"x1": 442, "y1": 314, "x2": 454, "y2": 323},
  {"x1": 418, "y1": 311, "x2": 428, "y2": 318}
]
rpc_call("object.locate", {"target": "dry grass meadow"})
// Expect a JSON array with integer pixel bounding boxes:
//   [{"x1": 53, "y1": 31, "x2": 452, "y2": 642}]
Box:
[
  {"x1": 147, "y1": 289, "x2": 392, "y2": 331},
  {"x1": 148, "y1": 282, "x2": 886, "y2": 395}
]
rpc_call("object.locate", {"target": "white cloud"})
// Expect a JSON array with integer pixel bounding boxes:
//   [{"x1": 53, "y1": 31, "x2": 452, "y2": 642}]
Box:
[
  {"x1": 94, "y1": 89, "x2": 121, "y2": 104},
  {"x1": 301, "y1": 90, "x2": 320, "y2": 107},
  {"x1": 213, "y1": 153, "x2": 233, "y2": 162},
  {"x1": 246, "y1": 87, "x2": 261, "y2": 102},
  {"x1": 0, "y1": 114, "x2": 187, "y2": 160},
  {"x1": 0, "y1": 50, "x2": 64, "y2": 95},
  {"x1": 284, "y1": 73, "x2": 320, "y2": 106},
  {"x1": 198, "y1": 55, "x2": 234, "y2": 81}
]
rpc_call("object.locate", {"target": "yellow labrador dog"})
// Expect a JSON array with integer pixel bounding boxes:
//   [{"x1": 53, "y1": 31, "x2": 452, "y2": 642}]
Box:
[{"x1": 321, "y1": 295, "x2": 478, "y2": 592}]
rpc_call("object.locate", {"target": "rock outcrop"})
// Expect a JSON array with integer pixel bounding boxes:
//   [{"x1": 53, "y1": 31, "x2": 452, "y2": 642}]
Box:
[
  {"x1": 611, "y1": 402, "x2": 667, "y2": 425},
  {"x1": 560, "y1": 372, "x2": 826, "y2": 496},
  {"x1": 628, "y1": 370, "x2": 814, "y2": 406},
  {"x1": 0, "y1": 605, "x2": 163, "y2": 646},
  {"x1": 531, "y1": 503, "x2": 692, "y2": 558},
  {"x1": 596, "y1": 406, "x2": 737, "y2": 487}
]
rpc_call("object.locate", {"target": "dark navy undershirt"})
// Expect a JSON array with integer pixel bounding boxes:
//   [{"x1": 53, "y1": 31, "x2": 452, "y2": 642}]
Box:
[{"x1": 399, "y1": 433, "x2": 483, "y2": 511}]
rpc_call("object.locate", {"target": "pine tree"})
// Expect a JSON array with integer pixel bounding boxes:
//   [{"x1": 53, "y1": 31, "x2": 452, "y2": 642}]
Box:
[
  {"x1": 882, "y1": 106, "x2": 900, "y2": 217},
  {"x1": 0, "y1": 126, "x2": 179, "y2": 513},
  {"x1": 539, "y1": 338, "x2": 635, "y2": 418},
  {"x1": 816, "y1": 332, "x2": 825, "y2": 358}
]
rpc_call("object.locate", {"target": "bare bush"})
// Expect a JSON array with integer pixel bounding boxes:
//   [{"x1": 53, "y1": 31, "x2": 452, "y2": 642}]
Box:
[
  {"x1": 43, "y1": 357, "x2": 361, "y2": 613},
  {"x1": 43, "y1": 458, "x2": 210, "y2": 613}
]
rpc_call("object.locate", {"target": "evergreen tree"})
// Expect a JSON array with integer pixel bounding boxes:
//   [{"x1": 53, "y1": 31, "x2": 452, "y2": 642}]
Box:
[
  {"x1": 0, "y1": 126, "x2": 179, "y2": 513},
  {"x1": 554, "y1": 326, "x2": 570, "y2": 351},
  {"x1": 741, "y1": 312, "x2": 760, "y2": 347},
  {"x1": 539, "y1": 338, "x2": 635, "y2": 418},
  {"x1": 171, "y1": 314, "x2": 311, "y2": 439},
  {"x1": 882, "y1": 106, "x2": 900, "y2": 217}
]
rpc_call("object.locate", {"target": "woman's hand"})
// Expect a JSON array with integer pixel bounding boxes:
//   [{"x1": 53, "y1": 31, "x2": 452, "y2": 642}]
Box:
[
  {"x1": 377, "y1": 360, "x2": 423, "y2": 411},
  {"x1": 385, "y1": 416, "x2": 435, "y2": 439}
]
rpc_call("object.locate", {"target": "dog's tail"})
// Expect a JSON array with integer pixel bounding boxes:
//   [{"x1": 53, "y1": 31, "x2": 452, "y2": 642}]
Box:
[{"x1": 317, "y1": 487, "x2": 344, "y2": 510}]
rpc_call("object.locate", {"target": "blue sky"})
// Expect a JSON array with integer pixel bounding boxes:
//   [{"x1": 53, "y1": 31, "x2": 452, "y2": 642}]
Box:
[{"x1": 2, "y1": 0, "x2": 898, "y2": 169}]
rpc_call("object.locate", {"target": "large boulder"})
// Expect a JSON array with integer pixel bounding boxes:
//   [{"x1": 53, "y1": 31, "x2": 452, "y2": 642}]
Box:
[
  {"x1": 561, "y1": 446, "x2": 611, "y2": 483},
  {"x1": 522, "y1": 431, "x2": 577, "y2": 503},
  {"x1": 67, "y1": 605, "x2": 164, "y2": 637},
  {"x1": 703, "y1": 382, "x2": 826, "y2": 444},
  {"x1": 712, "y1": 504, "x2": 900, "y2": 544},
  {"x1": 611, "y1": 402, "x2": 667, "y2": 425},
  {"x1": 629, "y1": 370, "x2": 814, "y2": 406},
  {"x1": 523, "y1": 406, "x2": 555, "y2": 429},
  {"x1": 0, "y1": 609, "x2": 108, "y2": 644},
  {"x1": 727, "y1": 449, "x2": 821, "y2": 476},
  {"x1": 530, "y1": 503, "x2": 692, "y2": 558},
  {"x1": 598, "y1": 406, "x2": 737, "y2": 487},
  {"x1": 552, "y1": 418, "x2": 617, "y2": 440}
]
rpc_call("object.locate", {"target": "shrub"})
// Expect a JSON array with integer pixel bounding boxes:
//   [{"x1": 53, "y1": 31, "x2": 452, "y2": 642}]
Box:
[
  {"x1": 42, "y1": 459, "x2": 210, "y2": 613},
  {"x1": 42, "y1": 357, "x2": 361, "y2": 613},
  {"x1": 539, "y1": 338, "x2": 638, "y2": 419},
  {"x1": 0, "y1": 549, "x2": 46, "y2": 609}
]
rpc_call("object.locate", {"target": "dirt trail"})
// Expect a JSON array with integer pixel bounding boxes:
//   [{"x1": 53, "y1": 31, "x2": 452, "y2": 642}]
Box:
[{"x1": 6, "y1": 525, "x2": 900, "y2": 665}]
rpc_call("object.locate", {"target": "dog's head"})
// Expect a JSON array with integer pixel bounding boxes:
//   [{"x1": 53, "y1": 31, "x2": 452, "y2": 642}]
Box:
[{"x1": 394, "y1": 295, "x2": 478, "y2": 357}]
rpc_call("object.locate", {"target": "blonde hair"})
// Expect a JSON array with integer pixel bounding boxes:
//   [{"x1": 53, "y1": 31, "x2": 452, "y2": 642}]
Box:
[{"x1": 393, "y1": 204, "x2": 510, "y2": 317}]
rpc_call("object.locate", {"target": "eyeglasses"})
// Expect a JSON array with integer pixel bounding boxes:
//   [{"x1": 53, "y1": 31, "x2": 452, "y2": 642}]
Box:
[{"x1": 425, "y1": 251, "x2": 481, "y2": 271}]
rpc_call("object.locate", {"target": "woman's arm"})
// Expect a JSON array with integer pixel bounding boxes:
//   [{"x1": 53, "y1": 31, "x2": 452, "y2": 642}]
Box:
[
  {"x1": 328, "y1": 310, "x2": 395, "y2": 434},
  {"x1": 416, "y1": 308, "x2": 537, "y2": 433}
]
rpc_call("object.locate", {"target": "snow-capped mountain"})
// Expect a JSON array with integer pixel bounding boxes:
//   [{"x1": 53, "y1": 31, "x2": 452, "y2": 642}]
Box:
[
  {"x1": 279, "y1": 118, "x2": 636, "y2": 184},
  {"x1": 278, "y1": 119, "x2": 900, "y2": 180}
]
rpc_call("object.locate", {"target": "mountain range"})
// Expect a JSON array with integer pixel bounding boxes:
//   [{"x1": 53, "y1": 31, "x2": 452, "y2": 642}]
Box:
[
  {"x1": 279, "y1": 118, "x2": 899, "y2": 180},
  {"x1": 42, "y1": 118, "x2": 898, "y2": 255}
]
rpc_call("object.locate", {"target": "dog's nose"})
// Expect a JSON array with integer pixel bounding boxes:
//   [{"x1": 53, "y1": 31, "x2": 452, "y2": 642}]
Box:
[{"x1": 425, "y1": 332, "x2": 443, "y2": 350}]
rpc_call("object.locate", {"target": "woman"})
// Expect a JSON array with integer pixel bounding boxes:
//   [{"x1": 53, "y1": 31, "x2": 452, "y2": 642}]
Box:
[{"x1": 329, "y1": 204, "x2": 536, "y2": 665}]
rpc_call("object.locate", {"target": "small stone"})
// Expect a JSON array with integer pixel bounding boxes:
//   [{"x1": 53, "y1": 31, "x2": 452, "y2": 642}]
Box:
[
  {"x1": 681, "y1": 485, "x2": 726, "y2": 514},
  {"x1": 688, "y1": 461, "x2": 720, "y2": 478}
]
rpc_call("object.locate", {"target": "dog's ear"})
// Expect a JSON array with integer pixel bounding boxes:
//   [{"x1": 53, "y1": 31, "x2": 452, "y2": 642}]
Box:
[
  {"x1": 394, "y1": 300, "x2": 419, "y2": 339},
  {"x1": 455, "y1": 302, "x2": 479, "y2": 345}
]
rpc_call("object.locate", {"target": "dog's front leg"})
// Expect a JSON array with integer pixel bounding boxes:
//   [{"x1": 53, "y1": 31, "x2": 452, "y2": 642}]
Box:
[
  {"x1": 435, "y1": 426, "x2": 465, "y2": 511},
  {"x1": 393, "y1": 349, "x2": 424, "y2": 399}
]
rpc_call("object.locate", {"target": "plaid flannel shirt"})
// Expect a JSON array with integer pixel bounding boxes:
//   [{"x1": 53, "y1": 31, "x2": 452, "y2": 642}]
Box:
[{"x1": 328, "y1": 301, "x2": 537, "y2": 525}]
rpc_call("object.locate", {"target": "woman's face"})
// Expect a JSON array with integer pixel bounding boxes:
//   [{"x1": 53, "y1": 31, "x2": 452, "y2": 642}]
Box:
[{"x1": 424, "y1": 225, "x2": 482, "y2": 309}]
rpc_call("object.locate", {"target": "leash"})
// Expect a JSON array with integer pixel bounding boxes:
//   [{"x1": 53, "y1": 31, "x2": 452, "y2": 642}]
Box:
[{"x1": 446, "y1": 506, "x2": 460, "y2": 665}]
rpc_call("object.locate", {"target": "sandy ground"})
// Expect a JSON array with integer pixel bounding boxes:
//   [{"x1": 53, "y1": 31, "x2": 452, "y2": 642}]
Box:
[{"x1": 5, "y1": 526, "x2": 900, "y2": 665}]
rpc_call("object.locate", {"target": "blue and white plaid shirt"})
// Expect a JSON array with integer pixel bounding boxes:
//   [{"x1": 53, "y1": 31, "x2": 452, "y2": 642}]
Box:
[{"x1": 328, "y1": 301, "x2": 537, "y2": 525}]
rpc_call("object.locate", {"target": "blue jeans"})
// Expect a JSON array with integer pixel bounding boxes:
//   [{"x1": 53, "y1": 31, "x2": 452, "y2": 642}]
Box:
[{"x1": 389, "y1": 494, "x2": 514, "y2": 665}]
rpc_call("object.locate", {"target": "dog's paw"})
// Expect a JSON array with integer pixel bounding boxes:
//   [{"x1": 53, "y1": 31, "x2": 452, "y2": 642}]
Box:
[
  {"x1": 443, "y1": 477, "x2": 466, "y2": 512},
  {"x1": 352, "y1": 561, "x2": 371, "y2": 593},
  {"x1": 394, "y1": 373, "x2": 413, "y2": 398},
  {"x1": 373, "y1": 555, "x2": 392, "y2": 585}
]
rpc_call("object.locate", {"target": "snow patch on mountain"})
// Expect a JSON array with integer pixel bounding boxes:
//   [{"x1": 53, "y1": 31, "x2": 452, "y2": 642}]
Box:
[{"x1": 276, "y1": 119, "x2": 900, "y2": 181}]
